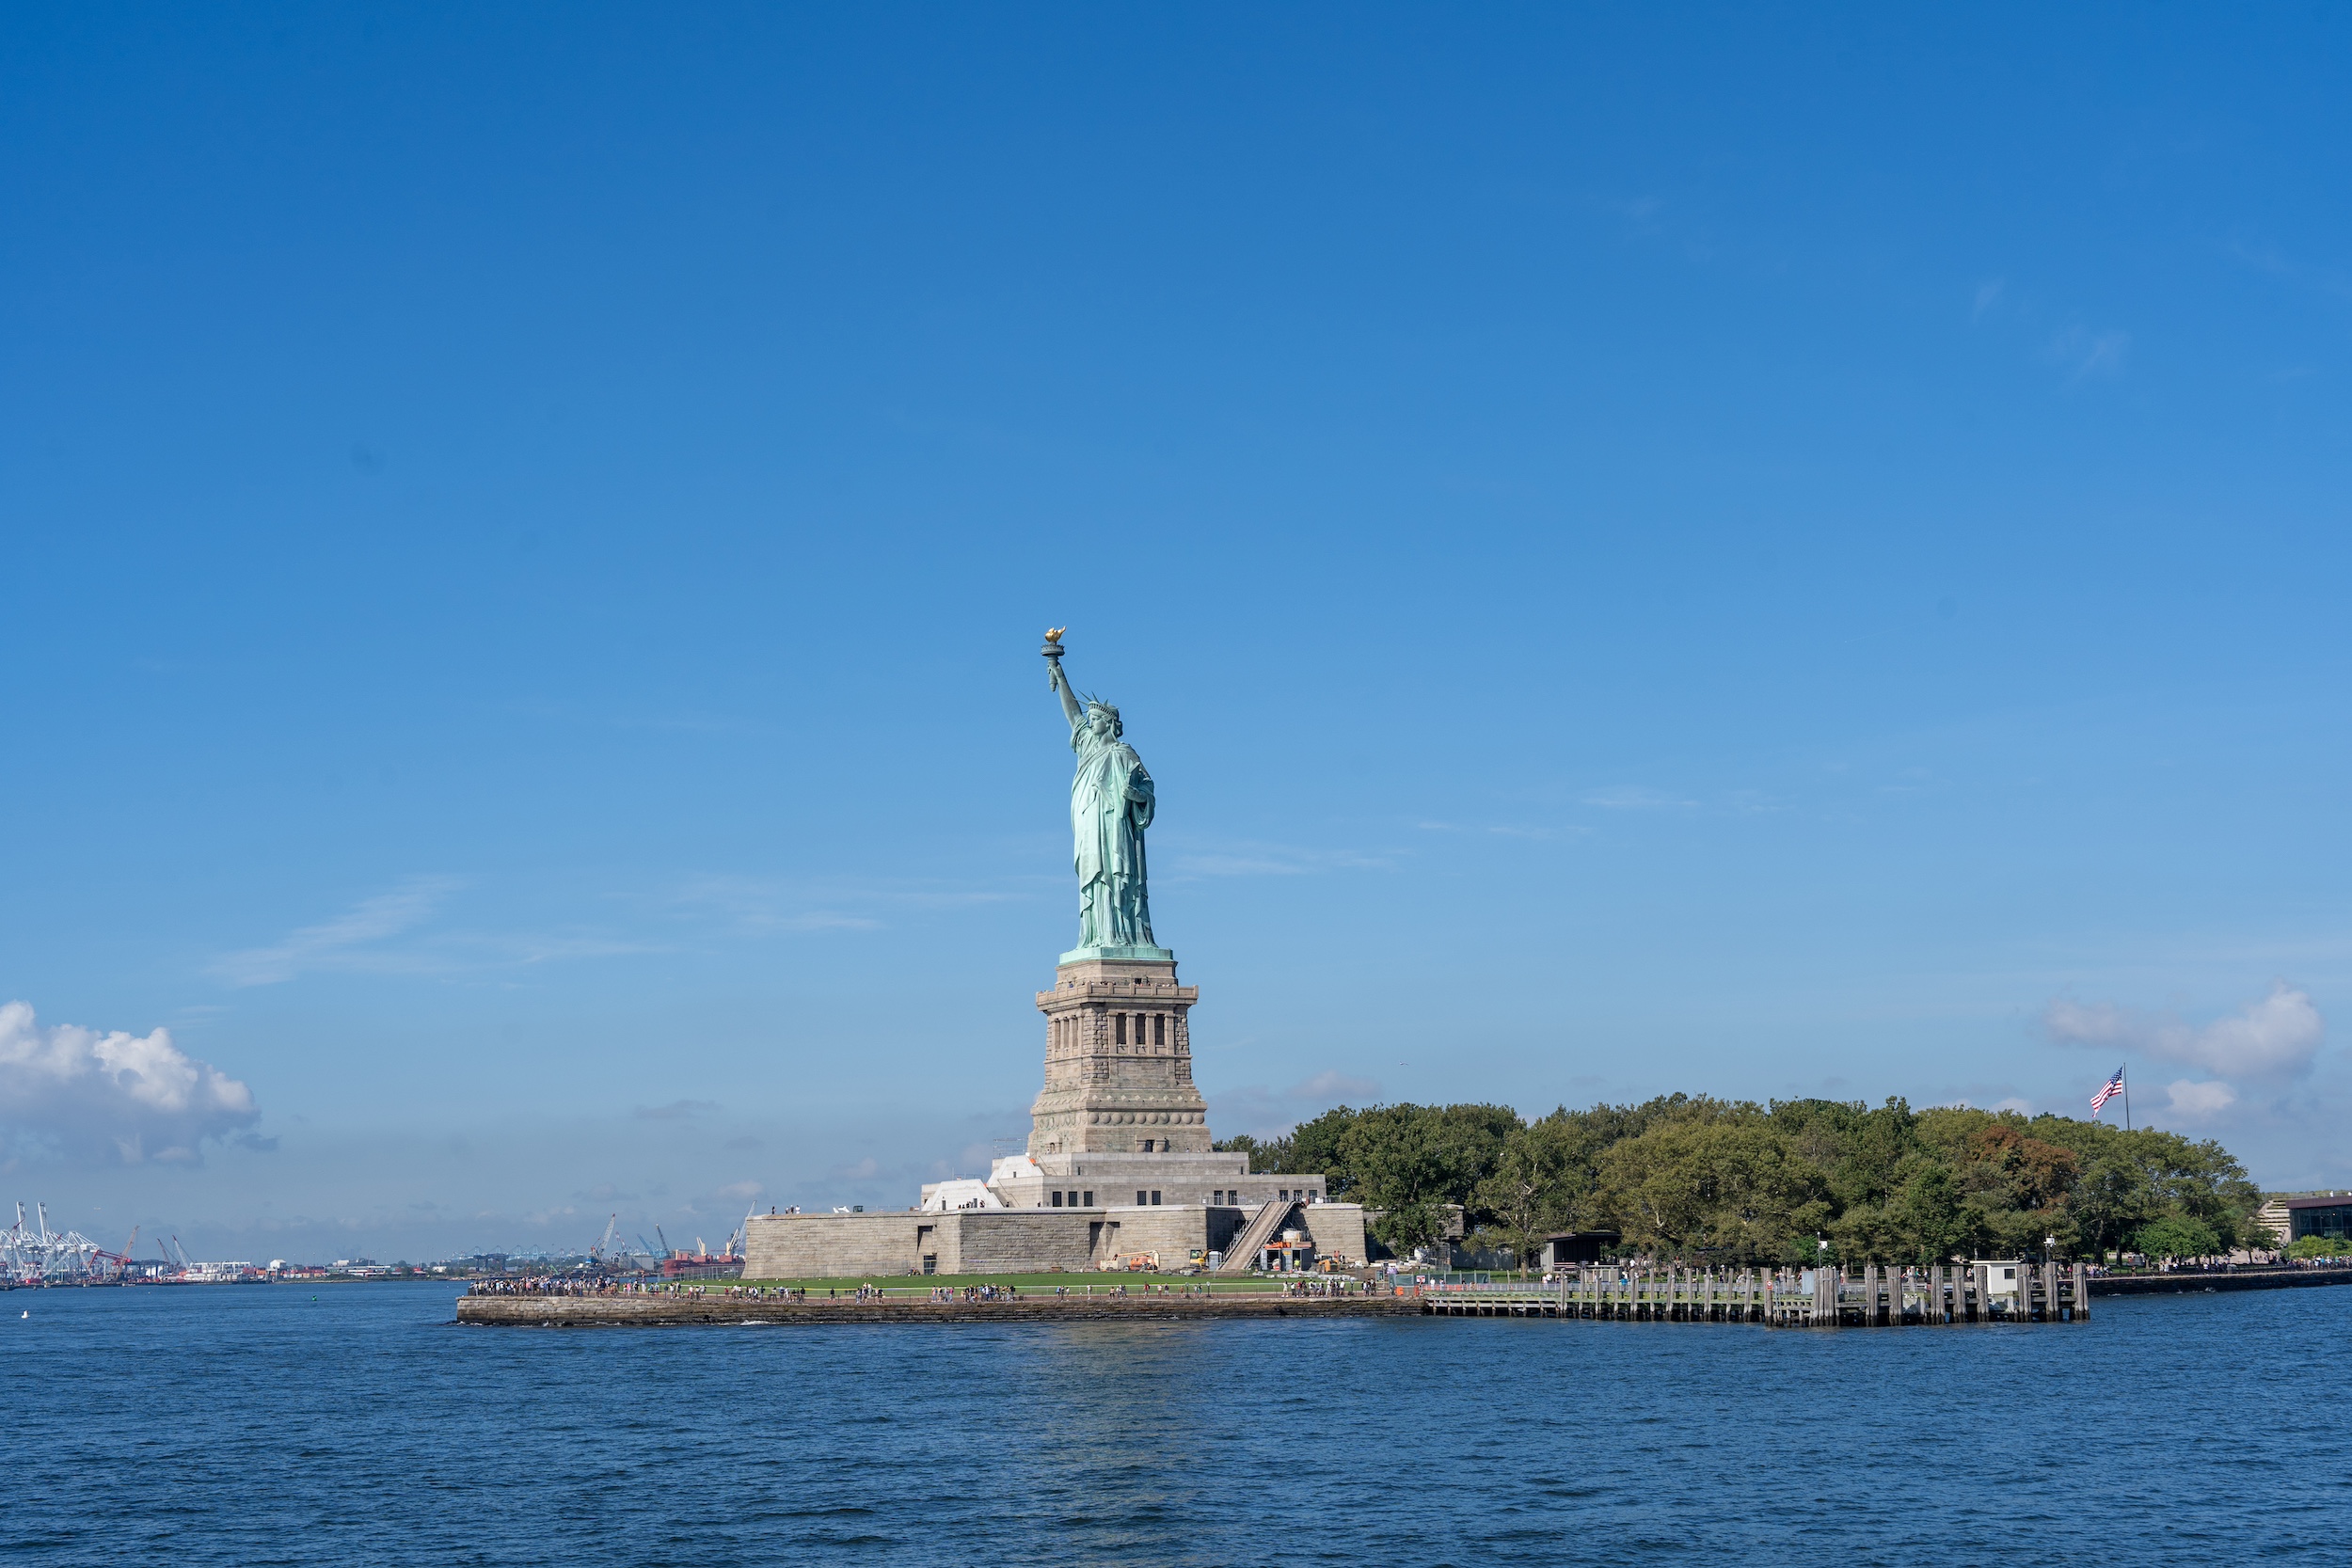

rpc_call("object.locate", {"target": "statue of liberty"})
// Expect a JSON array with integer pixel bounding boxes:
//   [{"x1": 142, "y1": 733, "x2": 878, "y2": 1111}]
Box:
[{"x1": 1041, "y1": 630, "x2": 1166, "y2": 957}]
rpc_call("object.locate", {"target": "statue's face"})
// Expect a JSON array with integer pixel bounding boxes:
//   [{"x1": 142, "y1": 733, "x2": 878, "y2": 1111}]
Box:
[{"x1": 1089, "y1": 708, "x2": 1118, "y2": 739}]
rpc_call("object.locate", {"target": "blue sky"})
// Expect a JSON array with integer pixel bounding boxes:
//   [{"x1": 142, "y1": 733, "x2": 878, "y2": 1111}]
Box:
[{"x1": 5, "y1": 7, "x2": 2349, "y2": 1261}]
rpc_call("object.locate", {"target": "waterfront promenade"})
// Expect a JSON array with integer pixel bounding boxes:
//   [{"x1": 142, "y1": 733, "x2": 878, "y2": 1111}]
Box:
[
  {"x1": 453, "y1": 1264, "x2": 2350, "y2": 1327},
  {"x1": 457, "y1": 1287, "x2": 1418, "y2": 1326}
]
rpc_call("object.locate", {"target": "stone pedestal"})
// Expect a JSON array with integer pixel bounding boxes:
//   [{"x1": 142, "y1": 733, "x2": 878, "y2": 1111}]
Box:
[{"x1": 1028, "y1": 954, "x2": 1210, "y2": 1159}]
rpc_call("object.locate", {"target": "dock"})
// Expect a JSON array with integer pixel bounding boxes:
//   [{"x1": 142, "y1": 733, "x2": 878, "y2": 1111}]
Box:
[
  {"x1": 1415, "y1": 1262, "x2": 2352, "y2": 1322},
  {"x1": 1422, "y1": 1261, "x2": 2090, "y2": 1324},
  {"x1": 454, "y1": 1264, "x2": 2351, "y2": 1328}
]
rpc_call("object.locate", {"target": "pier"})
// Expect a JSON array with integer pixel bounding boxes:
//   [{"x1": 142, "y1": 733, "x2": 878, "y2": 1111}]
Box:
[
  {"x1": 1416, "y1": 1262, "x2": 2352, "y2": 1320},
  {"x1": 1421, "y1": 1261, "x2": 2090, "y2": 1324},
  {"x1": 454, "y1": 1264, "x2": 2351, "y2": 1327}
]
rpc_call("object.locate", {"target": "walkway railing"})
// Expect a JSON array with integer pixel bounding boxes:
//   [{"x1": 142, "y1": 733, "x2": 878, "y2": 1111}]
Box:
[{"x1": 1415, "y1": 1261, "x2": 2090, "y2": 1326}]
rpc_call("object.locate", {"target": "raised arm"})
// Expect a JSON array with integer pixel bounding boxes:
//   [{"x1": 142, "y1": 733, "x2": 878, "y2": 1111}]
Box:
[{"x1": 1047, "y1": 651, "x2": 1084, "y2": 731}]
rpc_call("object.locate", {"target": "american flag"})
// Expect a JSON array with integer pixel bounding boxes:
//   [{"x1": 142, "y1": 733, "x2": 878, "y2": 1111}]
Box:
[{"x1": 2090, "y1": 1068, "x2": 2125, "y2": 1114}]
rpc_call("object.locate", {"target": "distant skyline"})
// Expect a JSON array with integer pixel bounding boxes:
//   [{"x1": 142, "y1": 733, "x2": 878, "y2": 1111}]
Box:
[{"x1": 5, "y1": 7, "x2": 2350, "y2": 1260}]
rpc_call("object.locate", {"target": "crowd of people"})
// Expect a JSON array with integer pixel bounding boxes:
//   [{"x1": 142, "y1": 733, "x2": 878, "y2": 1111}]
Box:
[
  {"x1": 468, "y1": 1271, "x2": 1378, "y2": 1300},
  {"x1": 467, "y1": 1276, "x2": 739, "y2": 1298}
]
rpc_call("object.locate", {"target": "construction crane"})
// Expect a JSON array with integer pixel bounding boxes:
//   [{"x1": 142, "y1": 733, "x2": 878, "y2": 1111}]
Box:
[
  {"x1": 87, "y1": 1227, "x2": 142, "y2": 1283},
  {"x1": 587, "y1": 1213, "x2": 641, "y2": 1275},
  {"x1": 654, "y1": 1226, "x2": 672, "y2": 1259}
]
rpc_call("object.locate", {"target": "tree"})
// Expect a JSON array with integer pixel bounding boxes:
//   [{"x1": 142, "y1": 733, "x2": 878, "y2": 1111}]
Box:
[
  {"x1": 2067, "y1": 1149, "x2": 2158, "y2": 1259},
  {"x1": 1335, "y1": 1103, "x2": 1516, "y2": 1255},
  {"x1": 1772, "y1": 1097, "x2": 1917, "y2": 1214},
  {"x1": 1593, "y1": 1118, "x2": 1828, "y2": 1263},
  {"x1": 1216, "y1": 1087, "x2": 2267, "y2": 1274},
  {"x1": 1284, "y1": 1107, "x2": 1361, "y2": 1188},
  {"x1": 1883, "y1": 1160, "x2": 1977, "y2": 1262},
  {"x1": 2289, "y1": 1233, "x2": 2345, "y2": 1262},
  {"x1": 1475, "y1": 1119, "x2": 1581, "y2": 1276},
  {"x1": 1210, "y1": 1132, "x2": 1292, "y2": 1175},
  {"x1": 2133, "y1": 1213, "x2": 2222, "y2": 1262},
  {"x1": 1969, "y1": 1124, "x2": 2080, "y2": 1211}
]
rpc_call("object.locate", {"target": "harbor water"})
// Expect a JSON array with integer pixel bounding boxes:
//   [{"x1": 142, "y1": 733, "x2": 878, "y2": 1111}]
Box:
[{"x1": 4, "y1": 1279, "x2": 2344, "y2": 1563}]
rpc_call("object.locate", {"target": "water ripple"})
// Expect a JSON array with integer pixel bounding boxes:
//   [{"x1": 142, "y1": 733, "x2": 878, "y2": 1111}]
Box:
[{"x1": 1, "y1": 1283, "x2": 2344, "y2": 1563}]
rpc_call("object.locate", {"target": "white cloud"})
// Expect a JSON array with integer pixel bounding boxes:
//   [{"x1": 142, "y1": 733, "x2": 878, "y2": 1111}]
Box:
[
  {"x1": 2046, "y1": 325, "x2": 2131, "y2": 379},
  {"x1": 0, "y1": 1001, "x2": 259, "y2": 1164},
  {"x1": 1207, "y1": 1069, "x2": 1384, "y2": 1142},
  {"x1": 2165, "y1": 1080, "x2": 2238, "y2": 1117},
  {"x1": 2043, "y1": 982, "x2": 2324, "y2": 1080},
  {"x1": 662, "y1": 874, "x2": 1020, "y2": 936},
  {"x1": 212, "y1": 877, "x2": 657, "y2": 985},
  {"x1": 1579, "y1": 786, "x2": 1696, "y2": 811},
  {"x1": 1288, "y1": 1070, "x2": 1381, "y2": 1102},
  {"x1": 634, "y1": 1100, "x2": 720, "y2": 1121},
  {"x1": 212, "y1": 877, "x2": 460, "y2": 986},
  {"x1": 1166, "y1": 841, "x2": 1391, "y2": 878},
  {"x1": 2192, "y1": 986, "x2": 2324, "y2": 1075}
]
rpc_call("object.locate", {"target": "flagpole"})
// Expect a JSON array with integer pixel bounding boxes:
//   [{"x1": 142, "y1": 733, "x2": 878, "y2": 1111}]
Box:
[{"x1": 2122, "y1": 1064, "x2": 2131, "y2": 1132}]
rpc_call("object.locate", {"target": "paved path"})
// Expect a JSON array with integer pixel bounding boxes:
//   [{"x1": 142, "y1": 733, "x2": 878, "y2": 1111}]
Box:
[
  {"x1": 2089, "y1": 1266, "x2": 2351, "y2": 1296},
  {"x1": 456, "y1": 1292, "x2": 1417, "y2": 1326}
]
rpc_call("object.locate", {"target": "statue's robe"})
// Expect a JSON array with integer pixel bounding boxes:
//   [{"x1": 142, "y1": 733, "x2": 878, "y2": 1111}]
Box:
[{"x1": 1070, "y1": 724, "x2": 1155, "y2": 948}]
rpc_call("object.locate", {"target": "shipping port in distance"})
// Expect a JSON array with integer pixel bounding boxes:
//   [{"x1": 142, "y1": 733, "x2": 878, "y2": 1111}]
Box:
[{"x1": 1, "y1": 1203, "x2": 747, "y2": 1288}]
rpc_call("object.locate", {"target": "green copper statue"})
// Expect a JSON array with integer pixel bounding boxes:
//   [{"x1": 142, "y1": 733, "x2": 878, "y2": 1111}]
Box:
[{"x1": 1042, "y1": 630, "x2": 1168, "y2": 958}]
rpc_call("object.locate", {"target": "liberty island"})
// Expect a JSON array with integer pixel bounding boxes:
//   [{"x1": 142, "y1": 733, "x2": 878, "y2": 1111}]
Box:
[
  {"x1": 456, "y1": 637, "x2": 2314, "y2": 1323},
  {"x1": 729, "y1": 633, "x2": 1365, "y2": 1279}
]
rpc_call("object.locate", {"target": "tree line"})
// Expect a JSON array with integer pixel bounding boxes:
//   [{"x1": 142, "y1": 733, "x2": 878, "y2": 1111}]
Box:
[{"x1": 1216, "y1": 1094, "x2": 2269, "y2": 1267}]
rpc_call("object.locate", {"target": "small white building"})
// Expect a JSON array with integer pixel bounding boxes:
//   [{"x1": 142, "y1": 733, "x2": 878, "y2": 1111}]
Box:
[
  {"x1": 917, "y1": 1179, "x2": 1006, "y2": 1212},
  {"x1": 1972, "y1": 1259, "x2": 2024, "y2": 1298}
]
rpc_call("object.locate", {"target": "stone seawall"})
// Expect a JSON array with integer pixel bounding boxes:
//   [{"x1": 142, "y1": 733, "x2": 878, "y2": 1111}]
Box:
[
  {"x1": 454, "y1": 1268, "x2": 2351, "y2": 1327},
  {"x1": 2087, "y1": 1267, "x2": 2351, "y2": 1297},
  {"x1": 455, "y1": 1293, "x2": 1420, "y2": 1327}
]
